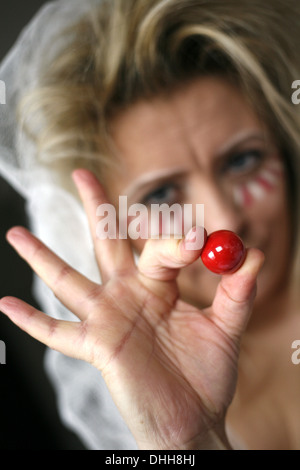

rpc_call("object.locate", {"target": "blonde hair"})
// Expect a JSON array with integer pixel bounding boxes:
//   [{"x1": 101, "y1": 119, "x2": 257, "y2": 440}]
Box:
[{"x1": 20, "y1": 0, "x2": 300, "y2": 290}]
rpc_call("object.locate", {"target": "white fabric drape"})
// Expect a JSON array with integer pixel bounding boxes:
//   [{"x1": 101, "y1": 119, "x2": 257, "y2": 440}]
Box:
[{"x1": 0, "y1": 0, "x2": 137, "y2": 450}]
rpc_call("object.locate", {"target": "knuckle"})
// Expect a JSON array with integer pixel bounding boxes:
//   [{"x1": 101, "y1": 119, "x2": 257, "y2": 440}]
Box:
[
  {"x1": 145, "y1": 237, "x2": 181, "y2": 259},
  {"x1": 47, "y1": 317, "x2": 59, "y2": 339},
  {"x1": 53, "y1": 264, "x2": 74, "y2": 287}
]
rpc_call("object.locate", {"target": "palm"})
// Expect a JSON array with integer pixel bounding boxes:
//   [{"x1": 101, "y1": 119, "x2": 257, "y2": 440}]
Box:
[
  {"x1": 84, "y1": 273, "x2": 239, "y2": 449},
  {"x1": 0, "y1": 169, "x2": 263, "y2": 449}
]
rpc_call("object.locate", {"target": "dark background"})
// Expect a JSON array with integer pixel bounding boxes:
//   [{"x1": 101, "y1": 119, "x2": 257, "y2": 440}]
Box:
[{"x1": 0, "y1": 1, "x2": 86, "y2": 450}]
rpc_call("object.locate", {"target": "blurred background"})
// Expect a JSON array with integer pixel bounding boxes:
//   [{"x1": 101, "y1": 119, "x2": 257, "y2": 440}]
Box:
[{"x1": 0, "y1": 0, "x2": 86, "y2": 450}]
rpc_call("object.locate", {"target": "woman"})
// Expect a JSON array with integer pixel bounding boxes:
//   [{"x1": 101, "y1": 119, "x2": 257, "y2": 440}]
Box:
[{"x1": 0, "y1": 0, "x2": 300, "y2": 450}]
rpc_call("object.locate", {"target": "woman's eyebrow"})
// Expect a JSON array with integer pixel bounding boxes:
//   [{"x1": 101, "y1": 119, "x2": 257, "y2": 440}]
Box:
[
  {"x1": 124, "y1": 167, "x2": 187, "y2": 199},
  {"x1": 215, "y1": 130, "x2": 268, "y2": 159}
]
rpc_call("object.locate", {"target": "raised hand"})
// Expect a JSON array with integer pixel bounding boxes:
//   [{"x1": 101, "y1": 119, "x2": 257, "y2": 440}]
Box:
[{"x1": 0, "y1": 169, "x2": 264, "y2": 450}]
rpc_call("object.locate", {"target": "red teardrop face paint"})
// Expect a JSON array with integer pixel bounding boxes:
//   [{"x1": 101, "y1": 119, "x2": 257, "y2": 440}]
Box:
[{"x1": 233, "y1": 159, "x2": 284, "y2": 208}]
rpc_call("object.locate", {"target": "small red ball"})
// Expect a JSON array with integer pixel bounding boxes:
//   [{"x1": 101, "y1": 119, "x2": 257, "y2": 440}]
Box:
[{"x1": 201, "y1": 230, "x2": 246, "y2": 274}]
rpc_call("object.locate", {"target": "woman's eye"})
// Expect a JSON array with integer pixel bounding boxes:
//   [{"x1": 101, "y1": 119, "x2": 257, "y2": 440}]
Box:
[
  {"x1": 141, "y1": 183, "x2": 180, "y2": 206},
  {"x1": 224, "y1": 150, "x2": 263, "y2": 175}
]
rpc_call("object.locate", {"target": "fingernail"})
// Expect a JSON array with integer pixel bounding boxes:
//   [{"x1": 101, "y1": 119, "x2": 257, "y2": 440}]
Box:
[
  {"x1": 185, "y1": 227, "x2": 197, "y2": 243},
  {"x1": 184, "y1": 226, "x2": 206, "y2": 251}
]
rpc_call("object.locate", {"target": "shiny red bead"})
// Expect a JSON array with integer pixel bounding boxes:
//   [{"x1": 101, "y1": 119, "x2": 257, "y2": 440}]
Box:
[{"x1": 201, "y1": 230, "x2": 246, "y2": 274}]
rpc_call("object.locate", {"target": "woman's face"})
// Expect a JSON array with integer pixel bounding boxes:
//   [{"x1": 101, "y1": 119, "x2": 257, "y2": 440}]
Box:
[{"x1": 106, "y1": 77, "x2": 292, "y2": 310}]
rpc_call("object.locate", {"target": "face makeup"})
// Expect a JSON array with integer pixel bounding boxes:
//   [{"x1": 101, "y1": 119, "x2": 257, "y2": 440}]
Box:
[{"x1": 233, "y1": 159, "x2": 283, "y2": 208}]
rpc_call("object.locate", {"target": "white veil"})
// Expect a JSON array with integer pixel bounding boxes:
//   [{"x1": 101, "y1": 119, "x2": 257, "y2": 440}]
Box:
[{"x1": 0, "y1": 0, "x2": 137, "y2": 450}]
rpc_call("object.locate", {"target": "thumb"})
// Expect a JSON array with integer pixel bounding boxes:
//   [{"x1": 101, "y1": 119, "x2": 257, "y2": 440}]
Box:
[{"x1": 209, "y1": 247, "x2": 265, "y2": 341}]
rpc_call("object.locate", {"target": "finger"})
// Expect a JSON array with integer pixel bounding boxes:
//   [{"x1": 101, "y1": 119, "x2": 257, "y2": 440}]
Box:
[
  {"x1": 209, "y1": 247, "x2": 265, "y2": 341},
  {"x1": 0, "y1": 297, "x2": 89, "y2": 361},
  {"x1": 72, "y1": 168, "x2": 135, "y2": 282},
  {"x1": 138, "y1": 226, "x2": 206, "y2": 282},
  {"x1": 6, "y1": 226, "x2": 100, "y2": 320}
]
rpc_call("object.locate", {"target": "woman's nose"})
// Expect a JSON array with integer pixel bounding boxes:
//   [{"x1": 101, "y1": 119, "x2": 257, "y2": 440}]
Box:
[{"x1": 193, "y1": 180, "x2": 246, "y2": 236}]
